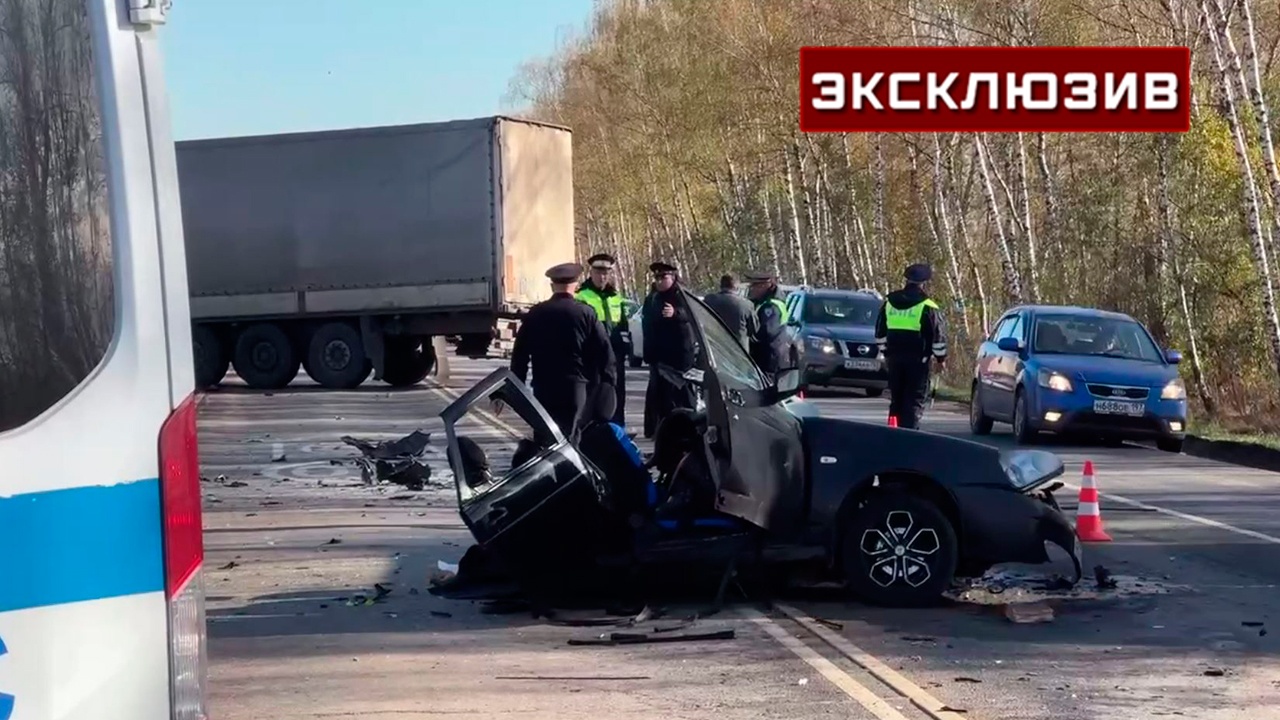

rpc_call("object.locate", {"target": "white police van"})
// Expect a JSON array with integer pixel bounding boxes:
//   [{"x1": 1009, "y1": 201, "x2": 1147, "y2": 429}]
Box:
[{"x1": 0, "y1": 1, "x2": 207, "y2": 719}]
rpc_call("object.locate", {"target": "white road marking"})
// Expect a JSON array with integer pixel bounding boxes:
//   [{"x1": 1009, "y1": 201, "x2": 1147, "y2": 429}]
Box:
[
  {"x1": 271, "y1": 442, "x2": 285, "y2": 461},
  {"x1": 1062, "y1": 481, "x2": 1280, "y2": 546},
  {"x1": 774, "y1": 604, "x2": 972, "y2": 720},
  {"x1": 743, "y1": 609, "x2": 912, "y2": 720}
]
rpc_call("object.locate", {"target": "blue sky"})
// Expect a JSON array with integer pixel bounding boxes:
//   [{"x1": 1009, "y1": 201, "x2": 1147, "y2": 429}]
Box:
[{"x1": 160, "y1": 0, "x2": 594, "y2": 140}]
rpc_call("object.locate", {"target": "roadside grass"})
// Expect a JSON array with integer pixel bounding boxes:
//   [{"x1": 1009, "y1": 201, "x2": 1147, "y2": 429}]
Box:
[{"x1": 933, "y1": 381, "x2": 1280, "y2": 451}]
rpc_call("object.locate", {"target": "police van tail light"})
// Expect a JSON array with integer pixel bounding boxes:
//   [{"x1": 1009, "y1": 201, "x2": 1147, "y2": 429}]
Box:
[{"x1": 159, "y1": 393, "x2": 209, "y2": 720}]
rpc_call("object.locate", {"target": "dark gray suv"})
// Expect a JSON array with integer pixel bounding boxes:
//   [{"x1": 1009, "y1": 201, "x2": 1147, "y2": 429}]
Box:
[{"x1": 785, "y1": 288, "x2": 887, "y2": 396}]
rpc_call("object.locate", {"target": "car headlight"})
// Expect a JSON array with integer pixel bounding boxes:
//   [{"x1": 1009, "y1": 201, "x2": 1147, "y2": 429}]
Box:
[
  {"x1": 806, "y1": 335, "x2": 837, "y2": 354},
  {"x1": 1037, "y1": 369, "x2": 1073, "y2": 392},
  {"x1": 1161, "y1": 377, "x2": 1186, "y2": 400}
]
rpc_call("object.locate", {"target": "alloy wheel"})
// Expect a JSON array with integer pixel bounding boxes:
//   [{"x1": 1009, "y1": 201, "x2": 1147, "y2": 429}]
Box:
[{"x1": 859, "y1": 510, "x2": 941, "y2": 588}]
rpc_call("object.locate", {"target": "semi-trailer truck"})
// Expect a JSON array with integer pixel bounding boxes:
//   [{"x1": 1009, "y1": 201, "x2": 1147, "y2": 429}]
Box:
[{"x1": 176, "y1": 115, "x2": 574, "y2": 390}]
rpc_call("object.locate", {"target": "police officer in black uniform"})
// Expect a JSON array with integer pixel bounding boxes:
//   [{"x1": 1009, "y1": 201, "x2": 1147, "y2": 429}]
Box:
[
  {"x1": 874, "y1": 263, "x2": 947, "y2": 429},
  {"x1": 641, "y1": 261, "x2": 699, "y2": 438},
  {"x1": 743, "y1": 270, "x2": 791, "y2": 380},
  {"x1": 510, "y1": 262, "x2": 617, "y2": 437},
  {"x1": 576, "y1": 253, "x2": 629, "y2": 426}
]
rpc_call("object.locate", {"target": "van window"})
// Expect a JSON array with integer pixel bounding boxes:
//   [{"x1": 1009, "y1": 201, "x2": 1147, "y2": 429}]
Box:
[{"x1": 0, "y1": 1, "x2": 113, "y2": 432}]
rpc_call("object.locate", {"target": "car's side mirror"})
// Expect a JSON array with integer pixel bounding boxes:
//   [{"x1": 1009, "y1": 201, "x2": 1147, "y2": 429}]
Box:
[
  {"x1": 774, "y1": 367, "x2": 802, "y2": 399},
  {"x1": 996, "y1": 337, "x2": 1022, "y2": 353},
  {"x1": 1165, "y1": 348, "x2": 1183, "y2": 364}
]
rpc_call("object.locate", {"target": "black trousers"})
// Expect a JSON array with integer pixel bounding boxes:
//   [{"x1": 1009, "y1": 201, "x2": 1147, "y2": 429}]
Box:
[
  {"x1": 886, "y1": 356, "x2": 931, "y2": 430},
  {"x1": 535, "y1": 380, "x2": 588, "y2": 438},
  {"x1": 612, "y1": 343, "x2": 627, "y2": 426},
  {"x1": 644, "y1": 365, "x2": 698, "y2": 438}
]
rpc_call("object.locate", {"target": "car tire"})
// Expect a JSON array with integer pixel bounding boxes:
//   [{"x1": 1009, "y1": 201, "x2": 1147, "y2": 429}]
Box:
[
  {"x1": 1012, "y1": 388, "x2": 1037, "y2": 445},
  {"x1": 382, "y1": 336, "x2": 435, "y2": 387},
  {"x1": 969, "y1": 382, "x2": 994, "y2": 436},
  {"x1": 865, "y1": 387, "x2": 884, "y2": 398},
  {"x1": 842, "y1": 492, "x2": 959, "y2": 608},
  {"x1": 1157, "y1": 437, "x2": 1185, "y2": 453}
]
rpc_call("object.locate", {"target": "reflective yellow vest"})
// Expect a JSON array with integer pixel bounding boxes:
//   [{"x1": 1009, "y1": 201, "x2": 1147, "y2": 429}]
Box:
[
  {"x1": 576, "y1": 286, "x2": 625, "y2": 327},
  {"x1": 884, "y1": 298, "x2": 939, "y2": 332}
]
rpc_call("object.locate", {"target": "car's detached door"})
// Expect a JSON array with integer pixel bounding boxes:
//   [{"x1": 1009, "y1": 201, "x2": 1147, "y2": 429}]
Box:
[
  {"x1": 686, "y1": 294, "x2": 806, "y2": 534},
  {"x1": 440, "y1": 368, "x2": 605, "y2": 549}
]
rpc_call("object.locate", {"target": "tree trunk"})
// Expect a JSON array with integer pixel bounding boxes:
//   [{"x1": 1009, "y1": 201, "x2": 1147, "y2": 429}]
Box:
[
  {"x1": 784, "y1": 141, "x2": 810, "y2": 284},
  {"x1": 1203, "y1": 0, "x2": 1280, "y2": 378},
  {"x1": 973, "y1": 135, "x2": 1024, "y2": 303}
]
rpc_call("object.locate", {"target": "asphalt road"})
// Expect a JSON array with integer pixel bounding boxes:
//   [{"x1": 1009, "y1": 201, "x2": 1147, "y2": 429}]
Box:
[{"x1": 197, "y1": 357, "x2": 1280, "y2": 720}]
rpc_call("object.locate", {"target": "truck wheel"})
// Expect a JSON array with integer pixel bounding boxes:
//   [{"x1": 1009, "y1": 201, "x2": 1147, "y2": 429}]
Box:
[
  {"x1": 382, "y1": 336, "x2": 435, "y2": 387},
  {"x1": 864, "y1": 387, "x2": 884, "y2": 398},
  {"x1": 233, "y1": 323, "x2": 299, "y2": 390},
  {"x1": 193, "y1": 325, "x2": 228, "y2": 389},
  {"x1": 306, "y1": 322, "x2": 371, "y2": 390},
  {"x1": 842, "y1": 492, "x2": 958, "y2": 608}
]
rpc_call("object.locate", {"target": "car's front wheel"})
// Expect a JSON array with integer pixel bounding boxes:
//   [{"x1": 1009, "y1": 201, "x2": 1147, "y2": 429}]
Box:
[
  {"x1": 1157, "y1": 437, "x2": 1185, "y2": 453},
  {"x1": 842, "y1": 492, "x2": 959, "y2": 607},
  {"x1": 1012, "y1": 388, "x2": 1038, "y2": 444},
  {"x1": 865, "y1": 387, "x2": 884, "y2": 398}
]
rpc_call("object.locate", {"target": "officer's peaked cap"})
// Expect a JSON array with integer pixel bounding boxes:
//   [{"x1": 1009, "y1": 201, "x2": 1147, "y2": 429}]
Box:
[
  {"x1": 546, "y1": 262, "x2": 583, "y2": 282},
  {"x1": 743, "y1": 270, "x2": 777, "y2": 283},
  {"x1": 649, "y1": 261, "x2": 678, "y2": 274},
  {"x1": 587, "y1": 253, "x2": 616, "y2": 268},
  {"x1": 905, "y1": 263, "x2": 933, "y2": 283}
]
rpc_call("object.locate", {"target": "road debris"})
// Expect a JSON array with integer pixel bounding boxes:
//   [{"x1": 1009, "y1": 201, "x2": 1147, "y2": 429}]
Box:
[
  {"x1": 954, "y1": 677, "x2": 982, "y2": 683},
  {"x1": 567, "y1": 628, "x2": 736, "y2": 647},
  {"x1": 429, "y1": 610, "x2": 452, "y2": 618},
  {"x1": 346, "y1": 583, "x2": 393, "y2": 606},
  {"x1": 814, "y1": 617, "x2": 844, "y2": 631},
  {"x1": 323, "y1": 538, "x2": 342, "y2": 546},
  {"x1": 218, "y1": 561, "x2": 239, "y2": 570},
  {"x1": 341, "y1": 430, "x2": 433, "y2": 490},
  {"x1": 1004, "y1": 601, "x2": 1055, "y2": 624},
  {"x1": 949, "y1": 567, "x2": 1176, "y2": 605},
  {"x1": 491, "y1": 671, "x2": 650, "y2": 676},
  {"x1": 1094, "y1": 565, "x2": 1118, "y2": 590},
  {"x1": 1204, "y1": 668, "x2": 1228, "y2": 677}
]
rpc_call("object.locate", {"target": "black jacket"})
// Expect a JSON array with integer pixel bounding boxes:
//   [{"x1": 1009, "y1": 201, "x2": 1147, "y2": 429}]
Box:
[
  {"x1": 703, "y1": 289, "x2": 758, "y2": 351},
  {"x1": 511, "y1": 292, "x2": 617, "y2": 388},
  {"x1": 642, "y1": 286, "x2": 697, "y2": 370},
  {"x1": 874, "y1": 285, "x2": 947, "y2": 361}
]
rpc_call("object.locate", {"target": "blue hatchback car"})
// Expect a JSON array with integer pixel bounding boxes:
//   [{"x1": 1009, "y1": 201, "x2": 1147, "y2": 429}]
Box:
[{"x1": 969, "y1": 305, "x2": 1188, "y2": 452}]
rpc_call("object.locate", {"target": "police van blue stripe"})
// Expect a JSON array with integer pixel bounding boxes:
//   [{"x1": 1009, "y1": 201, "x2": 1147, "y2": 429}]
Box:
[{"x1": 0, "y1": 478, "x2": 165, "y2": 613}]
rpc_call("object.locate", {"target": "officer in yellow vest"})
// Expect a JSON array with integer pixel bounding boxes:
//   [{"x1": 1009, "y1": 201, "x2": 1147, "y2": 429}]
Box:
[
  {"x1": 744, "y1": 270, "x2": 792, "y2": 380},
  {"x1": 576, "y1": 253, "x2": 628, "y2": 425},
  {"x1": 875, "y1": 263, "x2": 948, "y2": 429}
]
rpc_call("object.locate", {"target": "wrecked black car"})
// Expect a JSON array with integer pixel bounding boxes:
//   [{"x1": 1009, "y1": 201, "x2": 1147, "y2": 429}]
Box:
[{"x1": 440, "y1": 291, "x2": 1082, "y2": 608}]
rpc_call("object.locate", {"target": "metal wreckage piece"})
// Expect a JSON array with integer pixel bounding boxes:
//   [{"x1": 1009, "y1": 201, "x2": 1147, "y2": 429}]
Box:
[{"x1": 340, "y1": 430, "x2": 433, "y2": 490}]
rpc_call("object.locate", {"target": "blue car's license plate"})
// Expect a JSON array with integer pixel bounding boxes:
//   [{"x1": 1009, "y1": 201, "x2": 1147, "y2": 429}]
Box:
[{"x1": 1093, "y1": 399, "x2": 1144, "y2": 416}]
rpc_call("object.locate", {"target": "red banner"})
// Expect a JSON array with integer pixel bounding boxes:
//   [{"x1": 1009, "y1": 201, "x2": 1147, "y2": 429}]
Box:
[{"x1": 799, "y1": 46, "x2": 1191, "y2": 133}]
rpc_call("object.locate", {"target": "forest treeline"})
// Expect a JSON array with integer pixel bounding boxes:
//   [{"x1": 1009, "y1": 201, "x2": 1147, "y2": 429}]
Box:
[{"x1": 506, "y1": 0, "x2": 1280, "y2": 427}]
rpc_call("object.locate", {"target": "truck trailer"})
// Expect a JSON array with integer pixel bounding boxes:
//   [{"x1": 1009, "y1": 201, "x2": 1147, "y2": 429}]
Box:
[{"x1": 176, "y1": 115, "x2": 574, "y2": 390}]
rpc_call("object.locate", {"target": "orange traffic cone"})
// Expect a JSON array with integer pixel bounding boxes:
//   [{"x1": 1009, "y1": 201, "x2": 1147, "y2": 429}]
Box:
[
  {"x1": 888, "y1": 415, "x2": 899, "y2": 428},
  {"x1": 1075, "y1": 460, "x2": 1112, "y2": 542}
]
